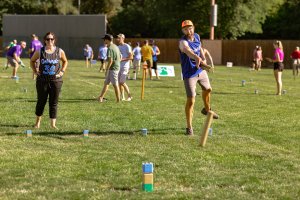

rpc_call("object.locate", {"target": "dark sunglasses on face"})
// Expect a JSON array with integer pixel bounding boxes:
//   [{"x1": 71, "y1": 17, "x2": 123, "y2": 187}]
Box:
[{"x1": 46, "y1": 38, "x2": 54, "y2": 41}]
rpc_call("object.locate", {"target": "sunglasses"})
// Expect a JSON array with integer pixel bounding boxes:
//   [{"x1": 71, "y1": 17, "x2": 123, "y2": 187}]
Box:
[{"x1": 46, "y1": 38, "x2": 54, "y2": 41}]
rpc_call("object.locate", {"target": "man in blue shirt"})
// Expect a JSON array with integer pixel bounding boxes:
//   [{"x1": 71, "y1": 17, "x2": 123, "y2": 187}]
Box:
[{"x1": 179, "y1": 20, "x2": 219, "y2": 136}]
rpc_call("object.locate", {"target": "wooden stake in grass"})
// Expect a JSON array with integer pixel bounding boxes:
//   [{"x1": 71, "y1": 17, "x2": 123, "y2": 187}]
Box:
[
  {"x1": 200, "y1": 111, "x2": 214, "y2": 147},
  {"x1": 141, "y1": 63, "x2": 147, "y2": 100}
]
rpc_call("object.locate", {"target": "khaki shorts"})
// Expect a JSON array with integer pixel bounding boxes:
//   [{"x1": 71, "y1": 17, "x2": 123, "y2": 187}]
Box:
[
  {"x1": 143, "y1": 59, "x2": 153, "y2": 68},
  {"x1": 104, "y1": 70, "x2": 119, "y2": 85},
  {"x1": 133, "y1": 60, "x2": 141, "y2": 69},
  {"x1": 184, "y1": 70, "x2": 211, "y2": 97},
  {"x1": 7, "y1": 56, "x2": 18, "y2": 67}
]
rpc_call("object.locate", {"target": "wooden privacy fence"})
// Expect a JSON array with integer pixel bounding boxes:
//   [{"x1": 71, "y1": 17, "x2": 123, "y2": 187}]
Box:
[
  {"x1": 2, "y1": 36, "x2": 300, "y2": 68},
  {"x1": 126, "y1": 39, "x2": 300, "y2": 68},
  {"x1": 222, "y1": 40, "x2": 300, "y2": 68}
]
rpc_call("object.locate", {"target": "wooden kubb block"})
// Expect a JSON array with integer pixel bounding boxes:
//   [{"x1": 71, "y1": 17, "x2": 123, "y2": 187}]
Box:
[
  {"x1": 142, "y1": 183, "x2": 154, "y2": 192},
  {"x1": 143, "y1": 173, "x2": 153, "y2": 184},
  {"x1": 142, "y1": 162, "x2": 154, "y2": 173}
]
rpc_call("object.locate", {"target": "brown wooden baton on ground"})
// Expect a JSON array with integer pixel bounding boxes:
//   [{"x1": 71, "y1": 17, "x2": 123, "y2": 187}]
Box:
[{"x1": 199, "y1": 111, "x2": 214, "y2": 147}]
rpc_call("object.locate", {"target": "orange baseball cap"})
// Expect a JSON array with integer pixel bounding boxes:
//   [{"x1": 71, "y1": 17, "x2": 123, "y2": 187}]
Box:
[{"x1": 181, "y1": 20, "x2": 194, "y2": 28}]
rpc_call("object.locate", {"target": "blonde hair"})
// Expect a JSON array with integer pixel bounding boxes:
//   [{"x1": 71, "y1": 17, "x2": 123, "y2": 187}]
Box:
[{"x1": 274, "y1": 40, "x2": 283, "y2": 50}]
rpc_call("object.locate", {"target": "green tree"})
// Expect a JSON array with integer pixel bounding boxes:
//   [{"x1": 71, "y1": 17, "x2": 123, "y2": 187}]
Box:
[
  {"x1": 110, "y1": 0, "x2": 211, "y2": 38},
  {"x1": 110, "y1": 0, "x2": 286, "y2": 39},
  {"x1": 260, "y1": 0, "x2": 300, "y2": 39},
  {"x1": 215, "y1": 0, "x2": 285, "y2": 39},
  {"x1": 56, "y1": 0, "x2": 78, "y2": 15},
  {"x1": 79, "y1": 0, "x2": 122, "y2": 17}
]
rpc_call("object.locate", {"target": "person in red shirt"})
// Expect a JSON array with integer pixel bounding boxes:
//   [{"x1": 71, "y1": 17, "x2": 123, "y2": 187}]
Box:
[{"x1": 290, "y1": 46, "x2": 300, "y2": 77}]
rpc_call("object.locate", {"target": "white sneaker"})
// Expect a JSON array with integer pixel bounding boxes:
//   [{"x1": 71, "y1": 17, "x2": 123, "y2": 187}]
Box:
[{"x1": 127, "y1": 97, "x2": 133, "y2": 101}]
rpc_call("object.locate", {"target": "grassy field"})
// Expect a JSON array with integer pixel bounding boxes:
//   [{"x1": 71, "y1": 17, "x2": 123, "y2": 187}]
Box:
[{"x1": 0, "y1": 58, "x2": 299, "y2": 199}]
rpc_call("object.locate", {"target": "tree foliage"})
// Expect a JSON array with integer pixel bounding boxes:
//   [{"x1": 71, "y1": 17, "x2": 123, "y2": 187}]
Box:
[
  {"x1": 260, "y1": 0, "x2": 300, "y2": 39},
  {"x1": 216, "y1": 0, "x2": 285, "y2": 39},
  {"x1": 1, "y1": 0, "x2": 300, "y2": 39}
]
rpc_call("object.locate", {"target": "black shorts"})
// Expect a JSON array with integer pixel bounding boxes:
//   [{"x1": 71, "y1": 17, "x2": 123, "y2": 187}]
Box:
[
  {"x1": 274, "y1": 62, "x2": 284, "y2": 71},
  {"x1": 100, "y1": 59, "x2": 104, "y2": 64},
  {"x1": 152, "y1": 61, "x2": 158, "y2": 70}
]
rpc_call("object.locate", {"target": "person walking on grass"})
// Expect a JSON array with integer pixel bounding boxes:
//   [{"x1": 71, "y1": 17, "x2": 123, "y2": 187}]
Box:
[
  {"x1": 30, "y1": 32, "x2": 68, "y2": 129},
  {"x1": 254, "y1": 46, "x2": 263, "y2": 71},
  {"x1": 290, "y1": 46, "x2": 300, "y2": 77},
  {"x1": 6, "y1": 41, "x2": 26, "y2": 79},
  {"x1": 141, "y1": 40, "x2": 154, "y2": 80},
  {"x1": 266, "y1": 40, "x2": 285, "y2": 95},
  {"x1": 149, "y1": 39, "x2": 161, "y2": 79},
  {"x1": 84, "y1": 44, "x2": 93, "y2": 68},
  {"x1": 29, "y1": 34, "x2": 43, "y2": 80},
  {"x1": 4, "y1": 39, "x2": 17, "y2": 69},
  {"x1": 98, "y1": 43, "x2": 108, "y2": 73},
  {"x1": 116, "y1": 33, "x2": 133, "y2": 101},
  {"x1": 179, "y1": 20, "x2": 219, "y2": 136},
  {"x1": 97, "y1": 34, "x2": 121, "y2": 103},
  {"x1": 132, "y1": 42, "x2": 141, "y2": 80}
]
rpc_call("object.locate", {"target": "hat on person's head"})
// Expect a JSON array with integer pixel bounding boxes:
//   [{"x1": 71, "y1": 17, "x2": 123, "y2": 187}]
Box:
[
  {"x1": 181, "y1": 20, "x2": 194, "y2": 28},
  {"x1": 102, "y1": 34, "x2": 113, "y2": 41},
  {"x1": 117, "y1": 33, "x2": 125, "y2": 39},
  {"x1": 149, "y1": 39, "x2": 155, "y2": 44}
]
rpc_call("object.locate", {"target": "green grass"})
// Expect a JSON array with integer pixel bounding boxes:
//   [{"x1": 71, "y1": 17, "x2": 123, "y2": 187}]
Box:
[{"x1": 0, "y1": 58, "x2": 300, "y2": 199}]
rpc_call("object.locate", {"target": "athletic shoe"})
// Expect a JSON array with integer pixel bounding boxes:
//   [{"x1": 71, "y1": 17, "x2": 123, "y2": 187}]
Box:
[
  {"x1": 201, "y1": 108, "x2": 219, "y2": 119},
  {"x1": 11, "y1": 76, "x2": 19, "y2": 80},
  {"x1": 127, "y1": 97, "x2": 133, "y2": 101}
]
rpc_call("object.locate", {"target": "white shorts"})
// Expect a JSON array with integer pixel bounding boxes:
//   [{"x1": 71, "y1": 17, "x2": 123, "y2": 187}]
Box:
[
  {"x1": 118, "y1": 67, "x2": 129, "y2": 84},
  {"x1": 292, "y1": 59, "x2": 300, "y2": 65}
]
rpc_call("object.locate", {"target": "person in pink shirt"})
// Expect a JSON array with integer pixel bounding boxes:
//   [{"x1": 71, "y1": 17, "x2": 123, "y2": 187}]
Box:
[
  {"x1": 254, "y1": 46, "x2": 263, "y2": 70},
  {"x1": 266, "y1": 40, "x2": 284, "y2": 95},
  {"x1": 290, "y1": 46, "x2": 300, "y2": 77}
]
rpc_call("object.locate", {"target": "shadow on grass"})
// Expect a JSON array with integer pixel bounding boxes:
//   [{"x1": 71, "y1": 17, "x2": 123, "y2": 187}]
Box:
[
  {"x1": 212, "y1": 91, "x2": 276, "y2": 96},
  {"x1": 80, "y1": 75, "x2": 102, "y2": 79},
  {"x1": 3, "y1": 127, "x2": 182, "y2": 139},
  {"x1": 0, "y1": 123, "x2": 29, "y2": 128},
  {"x1": 4, "y1": 98, "x2": 98, "y2": 103}
]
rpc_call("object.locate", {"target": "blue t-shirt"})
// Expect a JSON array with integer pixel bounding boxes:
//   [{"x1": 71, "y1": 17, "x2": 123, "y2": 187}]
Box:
[
  {"x1": 152, "y1": 46, "x2": 158, "y2": 62},
  {"x1": 98, "y1": 46, "x2": 108, "y2": 60},
  {"x1": 133, "y1": 46, "x2": 141, "y2": 60},
  {"x1": 84, "y1": 46, "x2": 93, "y2": 58},
  {"x1": 179, "y1": 33, "x2": 203, "y2": 79}
]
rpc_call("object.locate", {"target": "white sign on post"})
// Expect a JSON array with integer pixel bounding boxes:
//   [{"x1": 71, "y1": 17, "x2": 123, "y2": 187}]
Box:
[{"x1": 151, "y1": 65, "x2": 175, "y2": 77}]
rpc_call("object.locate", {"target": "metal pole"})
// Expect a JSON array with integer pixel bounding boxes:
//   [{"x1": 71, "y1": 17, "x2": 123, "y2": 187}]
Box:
[
  {"x1": 78, "y1": 0, "x2": 81, "y2": 14},
  {"x1": 210, "y1": 0, "x2": 215, "y2": 40}
]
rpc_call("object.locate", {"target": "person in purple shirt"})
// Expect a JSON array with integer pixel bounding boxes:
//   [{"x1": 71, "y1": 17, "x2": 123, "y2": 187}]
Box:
[
  {"x1": 84, "y1": 44, "x2": 94, "y2": 68},
  {"x1": 6, "y1": 41, "x2": 27, "y2": 79},
  {"x1": 266, "y1": 40, "x2": 284, "y2": 95},
  {"x1": 29, "y1": 34, "x2": 43, "y2": 79}
]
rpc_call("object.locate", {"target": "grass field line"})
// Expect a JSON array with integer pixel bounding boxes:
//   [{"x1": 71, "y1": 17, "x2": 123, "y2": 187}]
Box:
[
  {"x1": 77, "y1": 79, "x2": 99, "y2": 87},
  {"x1": 229, "y1": 134, "x2": 293, "y2": 154}
]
